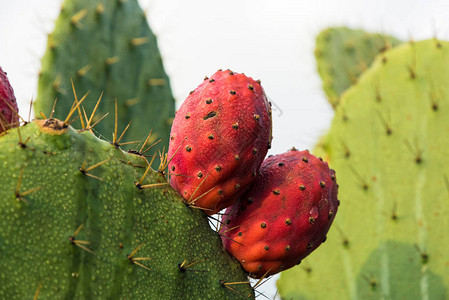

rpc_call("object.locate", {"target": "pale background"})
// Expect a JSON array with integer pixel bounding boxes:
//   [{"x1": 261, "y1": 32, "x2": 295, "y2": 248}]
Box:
[{"x1": 1, "y1": 0, "x2": 449, "y2": 298}]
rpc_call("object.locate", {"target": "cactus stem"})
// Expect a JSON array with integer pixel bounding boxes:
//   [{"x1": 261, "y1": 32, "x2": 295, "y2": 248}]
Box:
[
  {"x1": 127, "y1": 244, "x2": 152, "y2": 271},
  {"x1": 15, "y1": 168, "x2": 41, "y2": 203},
  {"x1": 70, "y1": 9, "x2": 88, "y2": 28},
  {"x1": 131, "y1": 37, "x2": 149, "y2": 47},
  {"x1": 69, "y1": 224, "x2": 95, "y2": 254}
]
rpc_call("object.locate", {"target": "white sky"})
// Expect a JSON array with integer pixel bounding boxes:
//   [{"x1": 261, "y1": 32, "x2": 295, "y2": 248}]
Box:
[{"x1": 2, "y1": 0, "x2": 449, "y2": 298}]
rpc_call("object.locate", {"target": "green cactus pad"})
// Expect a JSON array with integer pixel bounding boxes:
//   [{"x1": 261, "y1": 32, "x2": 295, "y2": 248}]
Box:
[
  {"x1": 315, "y1": 27, "x2": 401, "y2": 107},
  {"x1": 278, "y1": 39, "x2": 449, "y2": 299},
  {"x1": 35, "y1": 0, "x2": 175, "y2": 149},
  {"x1": 0, "y1": 120, "x2": 254, "y2": 299}
]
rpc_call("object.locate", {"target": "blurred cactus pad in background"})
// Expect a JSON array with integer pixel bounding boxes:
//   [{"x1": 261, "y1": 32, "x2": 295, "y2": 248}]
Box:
[
  {"x1": 35, "y1": 0, "x2": 175, "y2": 149},
  {"x1": 315, "y1": 27, "x2": 401, "y2": 108},
  {"x1": 277, "y1": 33, "x2": 449, "y2": 299}
]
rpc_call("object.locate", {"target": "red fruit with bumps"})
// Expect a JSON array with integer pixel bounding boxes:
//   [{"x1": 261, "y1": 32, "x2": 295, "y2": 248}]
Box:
[
  {"x1": 168, "y1": 69, "x2": 272, "y2": 215},
  {"x1": 220, "y1": 149, "x2": 338, "y2": 278},
  {"x1": 0, "y1": 67, "x2": 19, "y2": 133}
]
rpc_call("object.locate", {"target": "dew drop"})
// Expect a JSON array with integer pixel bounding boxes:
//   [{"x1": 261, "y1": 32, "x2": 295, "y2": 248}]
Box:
[{"x1": 310, "y1": 206, "x2": 319, "y2": 219}]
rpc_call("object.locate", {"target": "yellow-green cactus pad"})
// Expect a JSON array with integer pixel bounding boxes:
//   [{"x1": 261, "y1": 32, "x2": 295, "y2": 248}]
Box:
[{"x1": 279, "y1": 39, "x2": 449, "y2": 299}]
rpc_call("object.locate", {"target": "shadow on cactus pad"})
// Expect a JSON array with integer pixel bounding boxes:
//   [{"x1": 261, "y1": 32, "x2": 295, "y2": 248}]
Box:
[{"x1": 356, "y1": 241, "x2": 447, "y2": 300}]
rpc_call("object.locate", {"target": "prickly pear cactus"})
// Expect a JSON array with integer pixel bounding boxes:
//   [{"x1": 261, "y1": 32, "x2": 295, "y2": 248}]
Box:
[
  {"x1": 315, "y1": 27, "x2": 401, "y2": 107},
  {"x1": 35, "y1": 0, "x2": 175, "y2": 149},
  {"x1": 0, "y1": 120, "x2": 254, "y2": 299},
  {"x1": 278, "y1": 39, "x2": 449, "y2": 299}
]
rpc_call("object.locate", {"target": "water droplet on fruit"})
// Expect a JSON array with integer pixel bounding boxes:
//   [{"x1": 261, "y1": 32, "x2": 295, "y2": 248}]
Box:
[{"x1": 310, "y1": 206, "x2": 319, "y2": 220}]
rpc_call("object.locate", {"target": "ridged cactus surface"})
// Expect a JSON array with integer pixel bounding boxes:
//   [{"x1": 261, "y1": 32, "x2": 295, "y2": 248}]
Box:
[
  {"x1": 315, "y1": 27, "x2": 401, "y2": 107},
  {"x1": 278, "y1": 39, "x2": 449, "y2": 299},
  {"x1": 0, "y1": 120, "x2": 254, "y2": 299},
  {"x1": 35, "y1": 0, "x2": 175, "y2": 148}
]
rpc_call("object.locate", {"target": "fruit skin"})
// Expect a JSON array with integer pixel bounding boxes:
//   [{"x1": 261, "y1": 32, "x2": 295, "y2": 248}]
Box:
[
  {"x1": 220, "y1": 149, "x2": 338, "y2": 278},
  {"x1": 0, "y1": 119, "x2": 255, "y2": 299},
  {"x1": 0, "y1": 67, "x2": 19, "y2": 133},
  {"x1": 168, "y1": 70, "x2": 272, "y2": 215}
]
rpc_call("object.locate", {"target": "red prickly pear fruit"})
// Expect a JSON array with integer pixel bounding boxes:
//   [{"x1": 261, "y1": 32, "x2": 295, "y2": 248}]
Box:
[
  {"x1": 168, "y1": 70, "x2": 272, "y2": 215},
  {"x1": 220, "y1": 149, "x2": 338, "y2": 278},
  {"x1": 0, "y1": 67, "x2": 19, "y2": 133}
]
